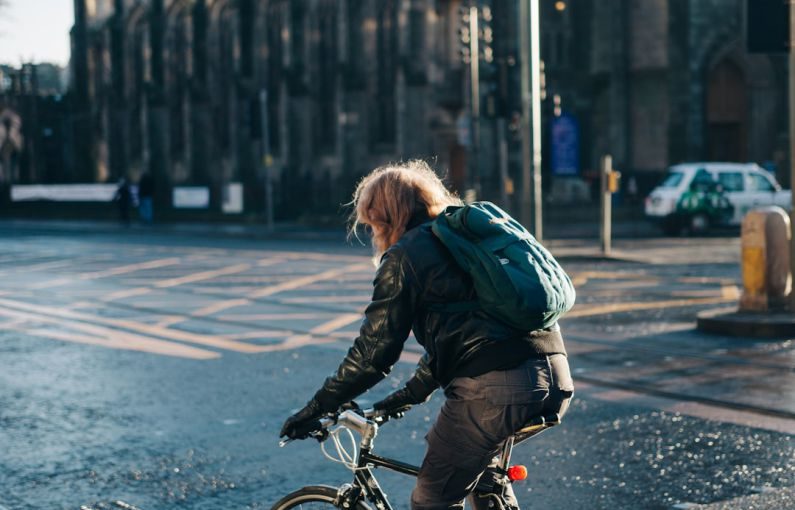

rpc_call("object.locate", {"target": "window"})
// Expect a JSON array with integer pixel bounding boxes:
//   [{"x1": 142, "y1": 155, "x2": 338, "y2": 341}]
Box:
[
  {"x1": 659, "y1": 171, "x2": 683, "y2": 188},
  {"x1": 717, "y1": 172, "x2": 744, "y2": 192},
  {"x1": 749, "y1": 173, "x2": 775, "y2": 192}
]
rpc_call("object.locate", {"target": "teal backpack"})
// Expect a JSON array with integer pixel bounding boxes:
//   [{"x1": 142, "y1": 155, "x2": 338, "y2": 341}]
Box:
[{"x1": 429, "y1": 201, "x2": 575, "y2": 331}]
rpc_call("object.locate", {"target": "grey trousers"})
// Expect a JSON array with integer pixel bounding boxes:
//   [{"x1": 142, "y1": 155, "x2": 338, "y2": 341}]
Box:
[{"x1": 411, "y1": 354, "x2": 574, "y2": 510}]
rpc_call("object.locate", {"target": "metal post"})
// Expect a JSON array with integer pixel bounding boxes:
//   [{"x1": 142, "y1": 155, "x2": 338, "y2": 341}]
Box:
[
  {"x1": 259, "y1": 89, "x2": 274, "y2": 231},
  {"x1": 530, "y1": 0, "x2": 543, "y2": 241},
  {"x1": 519, "y1": 0, "x2": 532, "y2": 230},
  {"x1": 469, "y1": 5, "x2": 481, "y2": 198},
  {"x1": 498, "y1": 118, "x2": 510, "y2": 209},
  {"x1": 790, "y1": 0, "x2": 795, "y2": 310},
  {"x1": 601, "y1": 155, "x2": 612, "y2": 255}
]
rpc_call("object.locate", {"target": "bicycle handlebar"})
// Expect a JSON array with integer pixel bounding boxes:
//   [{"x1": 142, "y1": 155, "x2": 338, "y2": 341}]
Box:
[{"x1": 279, "y1": 405, "x2": 411, "y2": 447}]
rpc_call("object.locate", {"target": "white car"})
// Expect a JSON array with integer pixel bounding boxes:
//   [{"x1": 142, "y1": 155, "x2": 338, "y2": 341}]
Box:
[{"x1": 644, "y1": 162, "x2": 791, "y2": 235}]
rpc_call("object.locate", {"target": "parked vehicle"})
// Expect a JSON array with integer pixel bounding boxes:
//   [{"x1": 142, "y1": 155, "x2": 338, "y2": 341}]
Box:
[{"x1": 645, "y1": 163, "x2": 791, "y2": 235}]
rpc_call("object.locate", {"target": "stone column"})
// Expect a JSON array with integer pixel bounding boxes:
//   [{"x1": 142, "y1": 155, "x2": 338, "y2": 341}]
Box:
[
  {"x1": 237, "y1": 0, "x2": 259, "y2": 214},
  {"x1": 148, "y1": 0, "x2": 171, "y2": 213},
  {"x1": 191, "y1": 0, "x2": 215, "y2": 209},
  {"x1": 109, "y1": 0, "x2": 128, "y2": 181},
  {"x1": 70, "y1": 0, "x2": 94, "y2": 182}
]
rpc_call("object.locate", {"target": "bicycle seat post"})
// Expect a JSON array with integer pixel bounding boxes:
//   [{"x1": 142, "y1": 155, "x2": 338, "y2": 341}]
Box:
[{"x1": 498, "y1": 436, "x2": 515, "y2": 472}]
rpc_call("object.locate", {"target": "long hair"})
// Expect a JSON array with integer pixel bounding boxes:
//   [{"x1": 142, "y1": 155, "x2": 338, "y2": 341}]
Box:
[{"x1": 349, "y1": 160, "x2": 462, "y2": 257}]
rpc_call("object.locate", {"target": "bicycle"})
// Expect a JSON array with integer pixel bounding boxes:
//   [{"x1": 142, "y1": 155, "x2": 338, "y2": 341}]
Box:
[{"x1": 272, "y1": 405, "x2": 561, "y2": 510}]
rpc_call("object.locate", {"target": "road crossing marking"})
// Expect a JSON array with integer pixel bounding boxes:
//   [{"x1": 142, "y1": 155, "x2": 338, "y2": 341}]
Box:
[
  {"x1": 0, "y1": 298, "x2": 270, "y2": 354},
  {"x1": 153, "y1": 263, "x2": 252, "y2": 288},
  {"x1": 191, "y1": 298, "x2": 253, "y2": 317},
  {"x1": 309, "y1": 313, "x2": 362, "y2": 335},
  {"x1": 0, "y1": 306, "x2": 219, "y2": 359},
  {"x1": 217, "y1": 312, "x2": 345, "y2": 321},
  {"x1": 247, "y1": 263, "x2": 371, "y2": 298},
  {"x1": 101, "y1": 287, "x2": 153, "y2": 301},
  {"x1": 77, "y1": 257, "x2": 182, "y2": 279},
  {"x1": 565, "y1": 294, "x2": 738, "y2": 318}
]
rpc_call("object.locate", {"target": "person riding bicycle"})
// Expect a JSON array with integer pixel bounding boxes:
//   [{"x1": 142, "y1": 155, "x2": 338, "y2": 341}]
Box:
[{"x1": 280, "y1": 161, "x2": 574, "y2": 510}]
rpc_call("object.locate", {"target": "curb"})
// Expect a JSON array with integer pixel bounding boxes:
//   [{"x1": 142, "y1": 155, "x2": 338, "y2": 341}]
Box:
[{"x1": 696, "y1": 309, "x2": 795, "y2": 338}]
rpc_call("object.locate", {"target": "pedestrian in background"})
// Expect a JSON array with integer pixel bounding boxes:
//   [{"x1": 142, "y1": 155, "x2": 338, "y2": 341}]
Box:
[
  {"x1": 113, "y1": 177, "x2": 133, "y2": 226},
  {"x1": 280, "y1": 160, "x2": 574, "y2": 510},
  {"x1": 138, "y1": 172, "x2": 154, "y2": 224}
]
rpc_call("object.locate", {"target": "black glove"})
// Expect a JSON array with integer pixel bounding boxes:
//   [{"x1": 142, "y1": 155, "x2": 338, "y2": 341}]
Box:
[
  {"x1": 373, "y1": 387, "x2": 421, "y2": 412},
  {"x1": 280, "y1": 399, "x2": 323, "y2": 439}
]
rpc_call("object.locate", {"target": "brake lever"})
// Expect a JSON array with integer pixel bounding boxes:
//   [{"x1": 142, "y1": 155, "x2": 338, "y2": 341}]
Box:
[{"x1": 279, "y1": 425, "x2": 330, "y2": 448}]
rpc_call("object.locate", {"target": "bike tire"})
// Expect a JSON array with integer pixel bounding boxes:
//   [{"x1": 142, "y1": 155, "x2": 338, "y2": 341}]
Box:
[{"x1": 271, "y1": 485, "x2": 371, "y2": 510}]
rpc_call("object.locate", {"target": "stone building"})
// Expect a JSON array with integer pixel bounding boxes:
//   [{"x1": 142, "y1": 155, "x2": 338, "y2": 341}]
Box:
[
  {"x1": 0, "y1": 64, "x2": 69, "y2": 189},
  {"x1": 70, "y1": 0, "x2": 508, "y2": 218},
  {"x1": 557, "y1": 0, "x2": 789, "y2": 195},
  {"x1": 67, "y1": 0, "x2": 790, "y2": 219}
]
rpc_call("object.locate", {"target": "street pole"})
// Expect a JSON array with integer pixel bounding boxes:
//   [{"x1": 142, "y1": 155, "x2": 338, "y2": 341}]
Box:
[
  {"x1": 469, "y1": 5, "x2": 481, "y2": 199},
  {"x1": 600, "y1": 155, "x2": 613, "y2": 255},
  {"x1": 530, "y1": 0, "x2": 543, "y2": 241},
  {"x1": 790, "y1": 0, "x2": 795, "y2": 310},
  {"x1": 519, "y1": 0, "x2": 532, "y2": 230},
  {"x1": 259, "y1": 89, "x2": 274, "y2": 232}
]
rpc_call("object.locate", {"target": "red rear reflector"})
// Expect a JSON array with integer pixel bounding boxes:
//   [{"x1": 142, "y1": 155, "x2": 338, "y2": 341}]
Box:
[{"x1": 507, "y1": 465, "x2": 527, "y2": 481}]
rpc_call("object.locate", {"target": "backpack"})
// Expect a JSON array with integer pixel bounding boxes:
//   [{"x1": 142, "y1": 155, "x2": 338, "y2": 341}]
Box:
[{"x1": 428, "y1": 201, "x2": 575, "y2": 331}]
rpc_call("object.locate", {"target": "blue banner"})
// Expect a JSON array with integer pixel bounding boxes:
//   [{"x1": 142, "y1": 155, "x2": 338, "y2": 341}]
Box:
[{"x1": 551, "y1": 113, "x2": 580, "y2": 176}]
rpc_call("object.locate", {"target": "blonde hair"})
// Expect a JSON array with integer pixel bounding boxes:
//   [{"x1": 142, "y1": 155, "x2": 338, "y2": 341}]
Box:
[{"x1": 349, "y1": 160, "x2": 462, "y2": 256}]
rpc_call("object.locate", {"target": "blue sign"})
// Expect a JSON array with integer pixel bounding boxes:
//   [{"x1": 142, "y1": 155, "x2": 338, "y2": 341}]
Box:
[{"x1": 551, "y1": 113, "x2": 580, "y2": 176}]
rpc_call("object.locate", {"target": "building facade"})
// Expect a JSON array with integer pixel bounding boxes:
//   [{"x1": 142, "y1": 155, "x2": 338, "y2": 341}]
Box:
[{"x1": 65, "y1": 0, "x2": 790, "y2": 218}]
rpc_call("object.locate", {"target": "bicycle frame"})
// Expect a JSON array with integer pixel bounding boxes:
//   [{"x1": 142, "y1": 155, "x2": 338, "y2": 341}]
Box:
[{"x1": 296, "y1": 409, "x2": 559, "y2": 510}]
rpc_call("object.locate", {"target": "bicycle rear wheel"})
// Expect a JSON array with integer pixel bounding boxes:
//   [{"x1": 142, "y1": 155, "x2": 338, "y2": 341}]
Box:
[{"x1": 271, "y1": 485, "x2": 371, "y2": 510}]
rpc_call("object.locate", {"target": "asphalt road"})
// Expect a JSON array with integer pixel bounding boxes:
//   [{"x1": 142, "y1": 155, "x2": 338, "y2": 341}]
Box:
[{"x1": 0, "y1": 224, "x2": 792, "y2": 510}]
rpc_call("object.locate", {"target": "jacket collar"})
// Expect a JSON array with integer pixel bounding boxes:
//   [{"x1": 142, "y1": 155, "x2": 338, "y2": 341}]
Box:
[{"x1": 405, "y1": 209, "x2": 431, "y2": 231}]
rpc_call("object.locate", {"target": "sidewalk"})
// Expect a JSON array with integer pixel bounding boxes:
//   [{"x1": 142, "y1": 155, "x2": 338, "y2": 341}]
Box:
[{"x1": 0, "y1": 214, "x2": 661, "y2": 242}]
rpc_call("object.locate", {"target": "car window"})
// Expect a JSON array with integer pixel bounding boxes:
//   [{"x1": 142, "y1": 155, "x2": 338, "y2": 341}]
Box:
[
  {"x1": 690, "y1": 169, "x2": 715, "y2": 192},
  {"x1": 659, "y1": 171, "x2": 684, "y2": 188},
  {"x1": 749, "y1": 173, "x2": 775, "y2": 192},
  {"x1": 717, "y1": 172, "x2": 744, "y2": 192}
]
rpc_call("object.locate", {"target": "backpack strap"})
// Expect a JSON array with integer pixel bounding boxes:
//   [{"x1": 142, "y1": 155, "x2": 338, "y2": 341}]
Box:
[{"x1": 425, "y1": 300, "x2": 481, "y2": 313}]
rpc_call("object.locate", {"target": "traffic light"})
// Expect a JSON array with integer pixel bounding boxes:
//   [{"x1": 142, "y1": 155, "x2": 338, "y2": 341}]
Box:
[{"x1": 747, "y1": 0, "x2": 790, "y2": 53}]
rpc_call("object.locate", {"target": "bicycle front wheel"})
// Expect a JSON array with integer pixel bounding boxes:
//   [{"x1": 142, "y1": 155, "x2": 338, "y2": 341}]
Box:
[{"x1": 271, "y1": 485, "x2": 371, "y2": 510}]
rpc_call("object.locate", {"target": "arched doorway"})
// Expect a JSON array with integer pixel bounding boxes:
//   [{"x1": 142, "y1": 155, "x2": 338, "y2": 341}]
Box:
[{"x1": 706, "y1": 58, "x2": 748, "y2": 162}]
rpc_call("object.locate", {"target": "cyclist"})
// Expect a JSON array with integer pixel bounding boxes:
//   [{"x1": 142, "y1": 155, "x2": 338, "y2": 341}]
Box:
[{"x1": 280, "y1": 160, "x2": 574, "y2": 510}]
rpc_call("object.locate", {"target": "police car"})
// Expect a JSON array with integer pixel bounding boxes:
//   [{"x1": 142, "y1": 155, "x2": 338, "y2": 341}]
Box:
[{"x1": 644, "y1": 162, "x2": 791, "y2": 235}]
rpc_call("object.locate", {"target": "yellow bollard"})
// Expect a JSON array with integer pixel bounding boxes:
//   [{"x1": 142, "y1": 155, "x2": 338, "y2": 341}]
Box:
[{"x1": 739, "y1": 207, "x2": 791, "y2": 311}]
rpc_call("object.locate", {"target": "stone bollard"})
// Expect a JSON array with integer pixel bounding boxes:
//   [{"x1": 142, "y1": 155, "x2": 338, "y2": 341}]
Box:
[{"x1": 739, "y1": 207, "x2": 791, "y2": 311}]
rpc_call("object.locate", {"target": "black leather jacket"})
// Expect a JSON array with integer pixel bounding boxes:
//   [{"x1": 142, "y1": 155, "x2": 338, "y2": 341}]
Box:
[{"x1": 312, "y1": 216, "x2": 567, "y2": 412}]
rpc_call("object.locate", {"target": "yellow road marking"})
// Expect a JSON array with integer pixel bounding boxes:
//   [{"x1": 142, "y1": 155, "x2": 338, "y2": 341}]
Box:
[
  {"x1": 309, "y1": 314, "x2": 362, "y2": 335},
  {"x1": 154, "y1": 316, "x2": 187, "y2": 328},
  {"x1": 0, "y1": 298, "x2": 268, "y2": 354},
  {"x1": 565, "y1": 295, "x2": 737, "y2": 319},
  {"x1": 101, "y1": 287, "x2": 153, "y2": 302},
  {"x1": 217, "y1": 312, "x2": 342, "y2": 321},
  {"x1": 79, "y1": 257, "x2": 182, "y2": 279},
  {"x1": 0, "y1": 259, "x2": 76, "y2": 274},
  {"x1": 277, "y1": 296, "x2": 369, "y2": 304},
  {"x1": 0, "y1": 307, "x2": 219, "y2": 359},
  {"x1": 153, "y1": 263, "x2": 254, "y2": 288},
  {"x1": 247, "y1": 263, "x2": 371, "y2": 298},
  {"x1": 246, "y1": 334, "x2": 338, "y2": 352},
  {"x1": 191, "y1": 298, "x2": 252, "y2": 317},
  {"x1": 221, "y1": 330, "x2": 295, "y2": 340}
]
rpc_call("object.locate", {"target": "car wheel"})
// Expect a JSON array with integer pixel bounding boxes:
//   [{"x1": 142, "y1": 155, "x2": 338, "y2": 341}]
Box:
[{"x1": 682, "y1": 213, "x2": 710, "y2": 236}]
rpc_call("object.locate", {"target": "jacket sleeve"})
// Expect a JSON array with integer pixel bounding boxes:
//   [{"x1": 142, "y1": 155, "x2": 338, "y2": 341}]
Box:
[
  {"x1": 312, "y1": 248, "x2": 418, "y2": 412},
  {"x1": 404, "y1": 352, "x2": 439, "y2": 403}
]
